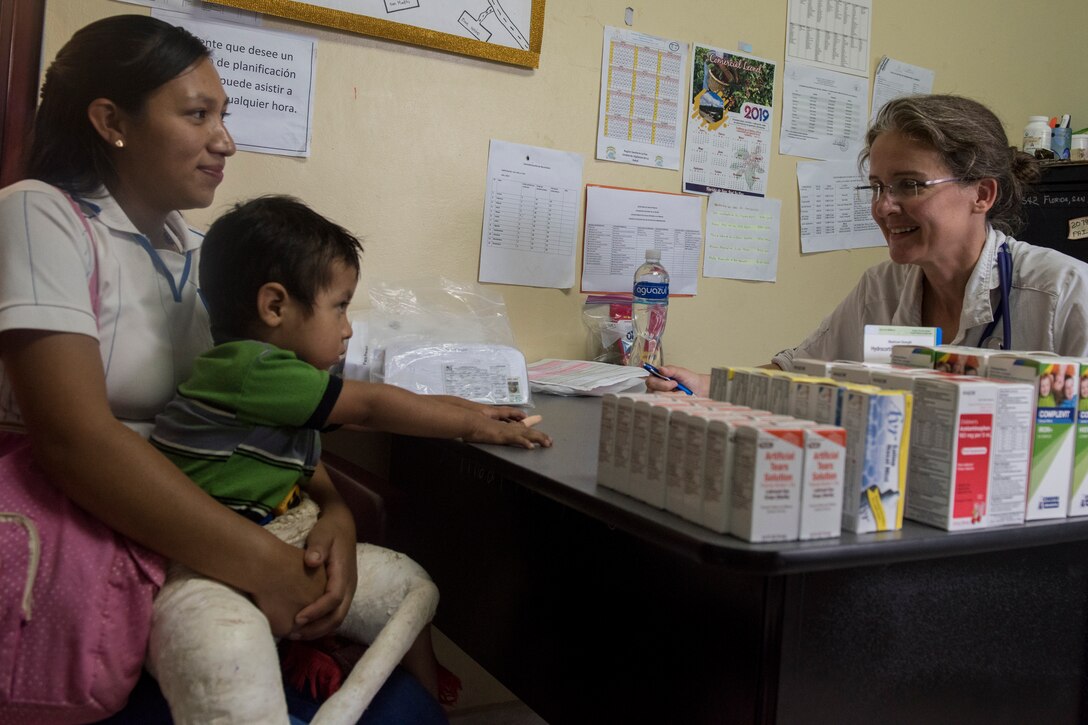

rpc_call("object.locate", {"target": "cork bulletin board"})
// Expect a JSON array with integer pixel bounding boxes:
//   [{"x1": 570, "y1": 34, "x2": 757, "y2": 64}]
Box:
[{"x1": 208, "y1": 0, "x2": 545, "y2": 68}]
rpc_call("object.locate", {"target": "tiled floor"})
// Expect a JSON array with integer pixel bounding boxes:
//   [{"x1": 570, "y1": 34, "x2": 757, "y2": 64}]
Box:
[{"x1": 434, "y1": 628, "x2": 547, "y2": 725}]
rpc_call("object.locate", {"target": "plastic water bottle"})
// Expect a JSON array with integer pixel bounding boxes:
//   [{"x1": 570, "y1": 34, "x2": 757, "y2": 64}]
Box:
[{"x1": 628, "y1": 249, "x2": 669, "y2": 367}]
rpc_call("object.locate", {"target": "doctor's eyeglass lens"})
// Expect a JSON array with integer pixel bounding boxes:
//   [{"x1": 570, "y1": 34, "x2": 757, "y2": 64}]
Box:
[{"x1": 855, "y1": 176, "x2": 975, "y2": 204}]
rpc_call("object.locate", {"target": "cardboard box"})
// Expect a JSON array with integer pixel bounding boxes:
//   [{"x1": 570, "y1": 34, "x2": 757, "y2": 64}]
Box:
[
  {"x1": 628, "y1": 398, "x2": 692, "y2": 504},
  {"x1": 730, "y1": 425, "x2": 805, "y2": 542},
  {"x1": 701, "y1": 417, "x2": 753, "y2": 533},
  {"x1": 799, "y1": 426, "x2": 847, "y2": 540},
  {"x1": 1072, "y1": 363, "x2": 1088, "y2": 517},
  {"x1": 906, "y1": 377, "x2": 996, "y2": 530},
  {"x1": 679, "y1": 410, "x2": 753, "y2": 524},
  {"x1": 597, "y1": 393, "x2": 658, "y2": 489},
  {"x1": 792, "y1": 358, "x2": 833, "y2": 377},
  {"x1": 646, "y1": 403, "x2": 704, "y2": 509},
  {"x1": 840, "y1": 388, "x2": 912, "y2": 533},
  {"x1": 987, "y1": 354, "x2": 1080, "y2": 520},
  {"x1": 986, "y1": 378, "x2": 1034, "y2": 527}
]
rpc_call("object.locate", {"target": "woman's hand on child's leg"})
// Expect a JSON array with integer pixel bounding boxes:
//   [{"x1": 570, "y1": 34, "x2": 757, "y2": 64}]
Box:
[{"x1": 253, "y1": 549, "x2": 328, "y2": 637}]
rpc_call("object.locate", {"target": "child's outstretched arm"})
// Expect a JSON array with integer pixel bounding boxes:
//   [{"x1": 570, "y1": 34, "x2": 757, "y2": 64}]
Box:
[
  {"x1": 329, "y1": 381, "x2": 552, "y2": 449},
  {"x1": 427, "y1": 394, "x2": 527, "y2": 422}
]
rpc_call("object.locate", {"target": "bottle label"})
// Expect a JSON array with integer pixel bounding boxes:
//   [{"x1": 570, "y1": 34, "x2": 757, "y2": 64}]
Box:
[{"x1": 633, "y1": 281, "x2": 669, "y2": 302}]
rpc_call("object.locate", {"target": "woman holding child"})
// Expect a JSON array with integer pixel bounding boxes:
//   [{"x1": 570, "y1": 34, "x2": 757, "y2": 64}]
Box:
[
  {"x1": 0, "y1": 13, "x2": 546, "y2": 724},
  {"x1": 651, "y1": 94, "x2": 1088, "y2": 396}
]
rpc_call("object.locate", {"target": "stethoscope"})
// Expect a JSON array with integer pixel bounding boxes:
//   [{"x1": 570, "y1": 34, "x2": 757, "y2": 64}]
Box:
[{"x1": 977, "y1": 242, "x2": 1013, "y2": 349}]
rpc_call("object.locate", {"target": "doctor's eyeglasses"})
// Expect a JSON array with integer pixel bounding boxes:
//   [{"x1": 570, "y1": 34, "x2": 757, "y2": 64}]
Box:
[{"x1": 855, "y1": 177, "x2": 976, "y2": 204}]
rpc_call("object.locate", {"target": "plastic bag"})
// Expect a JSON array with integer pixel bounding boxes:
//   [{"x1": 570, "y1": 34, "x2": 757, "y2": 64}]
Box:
[
  {"x1": 346, "y1": 277, "x2": 530, "y2": 406},
  {"x1": 582, "y1": 295, "x2": 634, "y2": 365}
]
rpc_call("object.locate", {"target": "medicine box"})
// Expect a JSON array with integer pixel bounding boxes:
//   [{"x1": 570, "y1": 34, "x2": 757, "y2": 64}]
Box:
[
  {"x1": 709, "y1": 366, "x2": 736, "y2": 402},
  {"x1": 678, "y1": 409, "x2": 753, "y2": 525},
  {"x1": 668, "y1": 409, "x2": 739, "y2": 521},
  {"x1": 906, "y1": 377, "x2": 996, "y2": 530},
  {"x1": 840, "y1": 388, "x2": 912, "y2": 533},
  {"x1": 790, "y1": 376, "x2": 832, "y2": 421},
  {"x1": 868, "y1": 365, "x2": 932, "y2": 392},
  {"x1": 730, "y1": 424, "x2": 805, "y2": 542},
  {"x1": 987, "y1": 354, "x2": 1079, "y2": 520},
  {"x1": 986, "y1": 378, "x2": 1034, "y2": 527},
  {"x1": 597, "y1": 393, "x2": 658, "y2": 489},
  {"x1": 647, "y1": 402, "x2": 705, "y2": 509},
  {"x1": 799, "y1": 426, "x2": 847, "y2": 540},
  {"x1": 603, "y1": 393, "x2": 662, "y2": 494},
  {"x1": 792, "y1": 358, "x2": 833, "y2": 377},
  {"x1": 628, "y1": 398, "x2": 693, "y2": 504},
  {"x1": 1069, "y1": 362, "x2": 1088, "y2": 517}
]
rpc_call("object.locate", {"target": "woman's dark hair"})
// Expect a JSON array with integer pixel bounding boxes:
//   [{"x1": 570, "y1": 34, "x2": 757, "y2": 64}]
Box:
[
  {"x1": 26, "y1": 15, "x2": 210, "y2": 194},
  {"x1": 861, "y1": 94, "x2": 1040, "y2": 236},
  {"x1": 200, "y1": 195, "x2": 364, "y2": 344}
]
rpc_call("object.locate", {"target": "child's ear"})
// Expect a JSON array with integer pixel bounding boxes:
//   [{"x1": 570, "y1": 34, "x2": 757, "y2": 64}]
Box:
[{"x1": 256, "y1": 282, "x2": 290, "y2": 327}]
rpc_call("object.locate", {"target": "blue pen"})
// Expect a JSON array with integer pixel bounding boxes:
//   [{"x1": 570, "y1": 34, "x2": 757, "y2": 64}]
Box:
[{"x1": 642, "y1": 363, "x2": 694, "y2": 395}]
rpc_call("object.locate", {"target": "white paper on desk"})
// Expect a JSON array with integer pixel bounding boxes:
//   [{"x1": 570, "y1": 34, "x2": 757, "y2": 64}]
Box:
[
  {"x1": 596, "y1": 27, "x2": 688, "y2": 170},
  {"x1": 780, "y1": 61, "x2": 868, "y2": 161},
  {"x1": 581, "y1": 185, "x2": 702, "y2": 295},
  {"x1": 785, "y1": 0, "x2": 871, "y2": 77},
  {"x1": 154, "y1": 11, "x2": 315, "y2": 157},
  {"x1": 479, "y1": 140, "x2": 582, "y2": 289},
  {"x1": 703, "y1": 193, "x2": 781, "y2": 282},
  {"x1": 528, "y1": 359, "x2": 648, "y2": 396},
  {"x1": 870, "y1": 56, "x2": 934, "y2": 121},
  {"x1": 796, "y1": 161, "x2": 883, "y2": 253}
]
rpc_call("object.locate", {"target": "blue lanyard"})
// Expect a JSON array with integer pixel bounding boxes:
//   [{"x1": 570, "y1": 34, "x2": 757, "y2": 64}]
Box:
[
  {"x1": 977, "y1": 242, "x2": 1013, "y2": 349},
  {"x1": 135, "y1": 234, "x2": 192, "y2": 303}
]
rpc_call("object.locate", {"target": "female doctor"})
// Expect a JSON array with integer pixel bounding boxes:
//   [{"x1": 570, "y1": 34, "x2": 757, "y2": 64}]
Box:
[{"x1": 650, "y1": 94, "x2": 1088, "y2": 397}]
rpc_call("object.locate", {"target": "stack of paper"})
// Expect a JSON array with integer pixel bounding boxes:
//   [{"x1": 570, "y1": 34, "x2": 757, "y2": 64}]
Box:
[{"x1": 528, "y1": 359, "x2": 648, "y2": 396}]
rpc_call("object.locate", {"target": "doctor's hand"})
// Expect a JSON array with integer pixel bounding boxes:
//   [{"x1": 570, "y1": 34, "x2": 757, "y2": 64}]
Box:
[{"x1": 644, "y1": 365, "x2": 710, "y2": 397}]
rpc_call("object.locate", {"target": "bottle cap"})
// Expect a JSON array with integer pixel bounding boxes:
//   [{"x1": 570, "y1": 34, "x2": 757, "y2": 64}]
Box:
[
  {"x1": 645, "y1": 249, "x2": 661, "y2": 262},
  {"x1": 1028, "y1": 115, "x2": 1049, "y2": 123}
]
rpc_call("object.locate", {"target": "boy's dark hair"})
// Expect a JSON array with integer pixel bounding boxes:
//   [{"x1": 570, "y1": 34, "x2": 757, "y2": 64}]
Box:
[
  {"x1": 28, "y1": 15, "x2": 210, "y2": 194},
  {"x1": 200, "y1": 195, "x2": 363, "y2": 344}
]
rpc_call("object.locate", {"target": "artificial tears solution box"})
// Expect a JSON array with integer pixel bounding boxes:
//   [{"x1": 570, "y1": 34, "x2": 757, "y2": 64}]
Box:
[
  {"x1": 987, "y1": 354, "x2": 1079, "y2": 520},
  {"x1": 799, "y1": 426, "x2": 847, "y2": 540},
  {"x1": 730, "y1": 424, "x2": 805, "y2": 542}
]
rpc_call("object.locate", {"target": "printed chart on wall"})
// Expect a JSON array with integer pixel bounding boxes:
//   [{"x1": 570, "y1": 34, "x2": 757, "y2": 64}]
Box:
[
  {"x1": 596, "y1": 27, "x2": 688, "y2": 170},
  {"x1": 479, "y1": 140, "x2": 582, "y2": 289},
  {"x1": 796, "y1": 160, "x2": 882, "y2": 253},
  {"x1": 682, "y1": 45, "x2": 776, "y2": 197},
  {"x1": 786, "y1": 0, "x2": 871, "y2": 77},
  {"x1": 581, "y1": 185, "x2": 702, "y2": 295}
]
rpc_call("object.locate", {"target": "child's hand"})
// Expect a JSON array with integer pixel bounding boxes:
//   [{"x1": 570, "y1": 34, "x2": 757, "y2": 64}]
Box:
[
  {"x1": 479, "y1": 404, "x2": 529, "y2": 422},
  {"x1": 465, "y1": 417, "x2": 553, "y2": 449}
]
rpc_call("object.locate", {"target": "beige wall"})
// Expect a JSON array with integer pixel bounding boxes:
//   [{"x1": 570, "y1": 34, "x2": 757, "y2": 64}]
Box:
[{"x1": 45, "y1": 0, "x2": 1087, "y2": 373}]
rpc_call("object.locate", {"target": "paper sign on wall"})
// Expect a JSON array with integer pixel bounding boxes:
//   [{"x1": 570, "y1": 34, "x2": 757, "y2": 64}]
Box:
[{"x1": 155, "y1": 11, "x2": 317, "y2": 157}]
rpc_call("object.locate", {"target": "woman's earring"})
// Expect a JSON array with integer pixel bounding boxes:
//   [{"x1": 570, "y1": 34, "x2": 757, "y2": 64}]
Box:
[{"x1": 114, "y1": 138, "x2": 125, "y2": 148}]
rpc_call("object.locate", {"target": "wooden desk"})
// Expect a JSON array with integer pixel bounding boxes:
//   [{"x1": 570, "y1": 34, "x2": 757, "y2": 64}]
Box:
[{"x1": 385, "y1": 395, "x2": 1088, "y2": 724}]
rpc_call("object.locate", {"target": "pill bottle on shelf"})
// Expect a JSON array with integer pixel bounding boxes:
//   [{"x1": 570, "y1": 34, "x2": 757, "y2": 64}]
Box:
[{"x1": 1023, "y1": 116, "x2": 1052, "y2": 155}]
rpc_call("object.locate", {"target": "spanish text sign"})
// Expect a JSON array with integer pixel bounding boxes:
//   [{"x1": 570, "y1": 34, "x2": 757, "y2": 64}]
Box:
[{"x1": 154, "y1": 11, "x2": 317, "y2": 157}]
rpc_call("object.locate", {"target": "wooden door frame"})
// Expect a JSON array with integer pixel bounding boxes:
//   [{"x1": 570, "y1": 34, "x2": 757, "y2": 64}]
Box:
[{"x1": 0, "y1": 0, "x2": 45, "y2": 186}]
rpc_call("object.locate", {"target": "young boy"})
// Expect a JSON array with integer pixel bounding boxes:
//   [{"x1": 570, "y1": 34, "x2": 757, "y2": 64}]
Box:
[{"x1": 148, "y1": 196, "x2": 550, "y2": 723}]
